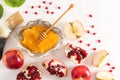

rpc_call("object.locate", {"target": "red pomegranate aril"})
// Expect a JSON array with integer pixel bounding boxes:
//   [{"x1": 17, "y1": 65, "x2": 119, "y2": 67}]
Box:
[
  {"x1": 27, "y1": 65, "x2": 38, "y2": 76},
  {"x1": 79, "y1": 40, "x2": 83, "y2": 43},
  {"x1": 86, "y1": 30, "x2": 90, "y2": 33},
  {"x1": 31, "y1": 6, "x2": 34, "y2": 9},
  {"x1": 51, "y1": 12, "x2": 54, "y2": 14},
  {"x1": 34, "y1": 12, "x2": 38, "y2": 15},
  {"x1": 87, "y1": 43, "x2": 90, "y2": 47},
  {"x1": 46, "y1": 11, "x2": 49, "y2": 14},
  {"x1": 43, "y1": 1, "x2": 46, "y2": 4},
  {"x1": 57, "y1": 6, "x2": 61, "y2": 9},
  {"x1": 49, "y1": 2, "x2": 52, "y2": 5},
  {"x1": 111, "y1": 66, "x2": 115, "y2": 69},
  {"x1": 109, "y1": 70, "x2": 113, "y2": 72},
  {"x1": 31, "y1": 71, "x2": 41, "y2": 79},
  {"x1": 88, "y1": 14, "x2": 93, "y2": 17},
  {"x1": 106, "y1": 63, "x2": 111, "y2": 66},
  {"x1": 78, "y1": 49, "x2": 87, "y2": 58},
  {"x1": 25, "y1": 11, "x2": 28, "y2": 14},
  {"x1": 38, "y1": 5, "x2": 41, "y2": 8},
  {"x1": 17, "y1": 72, "x2": 28, "y2": 80},
  {"x1": 91, "y1": 25, "x2": 94, "y2": 28},
  {"x1": 92, "y1": 32, "x2": 96, "y2": 35},
  {"x1": 45, "y1": 6, "x2": 48, "y2": 9},
  {"x1": 93, "y1": 48, "x2": 96, "y2": 50},
  {"x1": 97, "y1": 40, "x2": 101, "y2": 43},
  {"x1": 58, "y1": 72, "x2": 64, "y2": 77}
]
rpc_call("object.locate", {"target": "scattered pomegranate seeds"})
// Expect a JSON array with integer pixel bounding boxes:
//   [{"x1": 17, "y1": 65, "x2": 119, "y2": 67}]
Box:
[
  {"x1": 79, "y1": 40, "x2": 83, "y2": 43},
  {"x1": 111, "y1": 66, "x2": 115, "y2": 69},
  {"x1": 88, "y1": 14, "x2": 93, "y2": 17},
  {"x1": 92, "y1": 48, "x2": 96, "y2": 50},
  {"x1": 34, "y1": 12, "x2": 38, "y2": 15},
  {"x1": 109, "y1": 70, "x2": 113, "y2": 72},
  {"x1": 49, "y1": 2, "x2": 52, "y2": 5},
  {"x1": 57, "y1": 6, "x2": 61, "y2": 9},
  {"x1": 86, "y1": 43, "x2": 90, "y2": 47},
  {"x1": 86, "y1": 30, "x2": 90, "y2": 33},
  {"x1": 43, "y1": 1, "x2": 46, "y2": 4},
  {"x1": 38, "y1": 5, "x2": 41, "y2": 8},
  {"x1": 91, "y1": 25, "x2": 94, "y2": 28},
  {"x1": 106, "y1": 63, "x2": 111, "y2": 66},
  {"x1": 46, "y1": 11, "x2": 49, "y2": 14},
  {"x1": 97, "y1": 40, "x2": 101, "y2": 43},
  {"x1": 25, "y1": 11, "x2": 28, "y2": 14},
  {"x1": 92, "y1": 32, "x2": 96, "y2": 35},
  {"x1": 51, "y1": 12, "x2": 54, "y2": 14},
  {"x1": 31, "y1": 6, "x2": 34, "y2": 9},
  {"x1": 45, "y1": 6, "x2": 48, "y2": 9}
]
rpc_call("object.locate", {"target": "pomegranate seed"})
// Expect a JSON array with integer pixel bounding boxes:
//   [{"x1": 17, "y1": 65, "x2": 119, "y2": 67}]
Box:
[
  {"x1": 51, "y1": 12, "x2": 54, "y2": 14},
  {"x1": 25, "y1": 11, "x2": 28, "y2": 14},
  {"x1": 86, "y1": 30, "x2": 90, "y2": 33},
  {"x1": 92, "y1": 48, "x2": 96, "y2": 50},
  {"x1": 97, "y1": 40, "x2": 101, "y2": 43},
  {"x1": 88, "y1": 14, "x2": 93, "y2": 17},
  {"x1": 38, "y1": 5, "x2": 41, "y2": 8},
  {"x1": 49, "y1": 2, "x2": 52, "y2": 5},
  {"x1": 79, "y1": 40, "x2": 83, "y2": 43},
  {"x1": 46, "y1": 11, "x2": 49, "y2": 14},
  {"x1": 43, "y1": 1, "x2": 46, "y2": 4},
  {"x1": 91, "y1": 25, "x2": 94, "y2": 28},
  {"x1": 92, "y1": 32, "x2": 96, "y2": 35},
  {"x1": 57, "y1": 6, "x2": 61, "y2": 9},
  {"x1": 106, "y1": 63, "x2": 111, "y2": 66},
  {"x1": 34, "y1": 12, "x2": 38, "y2": 15},
  {"x1": 45, "y1": 6, "x2": 48, "y2": 9},
  {"x1": 87, "y1": 43, "x2": 90, "y2": 47},
  {"x1": 31, "y1": 6, "x2": 34, "y2": 9},
  {"x1": 109, "y1": 70, "x2": 113, "y2": 72},
  {"x1": 111, "y1": 66, "x2": 115, "y2": 69}
]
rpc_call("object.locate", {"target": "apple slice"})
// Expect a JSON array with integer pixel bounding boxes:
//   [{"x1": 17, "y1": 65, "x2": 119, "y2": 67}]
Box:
[
  {"x1": 63, "y1": 20, "x2": 84, "y2": 40},
  {"x1": 92, "y1": 50, "x2": 109, "y2": 67},
  {"x1": 96, "y1": 71, "x2": 114, "y2": 80}
]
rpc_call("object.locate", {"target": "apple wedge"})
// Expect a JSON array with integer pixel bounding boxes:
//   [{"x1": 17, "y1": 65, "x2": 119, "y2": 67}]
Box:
[
  {"x1": 96, "y1": 71, "x2": 114, "y2": 80},
  {"x1": 63, "y1": 20, "x2": 84, "y2": 40},
  {"x1": 92, "y1": 50, "x2": 109, "y2": 67}
]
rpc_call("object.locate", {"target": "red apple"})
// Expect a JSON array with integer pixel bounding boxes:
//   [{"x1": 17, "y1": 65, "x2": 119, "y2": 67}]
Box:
[
  {"x1": 71, "y1": 65, "x2": 91, "y2": 80},
  {"x1": 2, "y1": 49, "x2": 24, "y2": 69}
]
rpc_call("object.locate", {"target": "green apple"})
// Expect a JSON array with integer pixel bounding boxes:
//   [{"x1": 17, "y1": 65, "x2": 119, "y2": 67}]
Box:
[{"x1": 0, "y1": 4, "x2": 4, "y2": 18}]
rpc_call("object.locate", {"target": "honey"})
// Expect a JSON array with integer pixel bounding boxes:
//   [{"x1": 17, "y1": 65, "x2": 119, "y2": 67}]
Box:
[{"x1": 20, "y1": 25, "x2": 59, "y2": 54}]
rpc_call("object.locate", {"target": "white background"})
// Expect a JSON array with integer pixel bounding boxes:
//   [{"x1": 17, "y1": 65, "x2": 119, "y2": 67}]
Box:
[{"x1": 0, "y1": 0, "x2": 120, "y2": 80}]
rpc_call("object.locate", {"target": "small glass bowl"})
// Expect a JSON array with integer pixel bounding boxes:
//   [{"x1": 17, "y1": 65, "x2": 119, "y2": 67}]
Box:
[{"x1": 15, "y1": 19, "x2": 63, "y2": 59}]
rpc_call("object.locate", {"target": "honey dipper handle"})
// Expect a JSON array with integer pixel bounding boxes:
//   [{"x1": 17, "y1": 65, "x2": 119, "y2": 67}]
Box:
[{"x1": 45, "y1": 4, "x2": 74, "y2": 33}]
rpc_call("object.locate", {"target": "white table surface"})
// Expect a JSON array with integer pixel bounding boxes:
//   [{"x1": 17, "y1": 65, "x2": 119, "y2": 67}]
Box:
[{"x1": 0, "y1": 0, "x2": 120, "y2": 80}]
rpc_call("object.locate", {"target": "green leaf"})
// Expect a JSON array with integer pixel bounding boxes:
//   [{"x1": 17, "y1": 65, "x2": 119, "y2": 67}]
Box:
[
  {"x1": 4, "y1": 0, "x2": 25, "y2": 7},
  {"x1": 0, "y1": 4, "x2": 4, "y2": 18}
]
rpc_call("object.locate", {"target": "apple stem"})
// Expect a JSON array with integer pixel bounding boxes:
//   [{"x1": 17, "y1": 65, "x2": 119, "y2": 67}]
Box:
[{"x1": 70, "y1": 22, "x2": 77, "y2": 33}]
